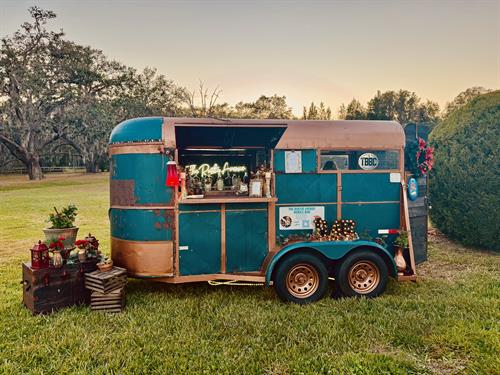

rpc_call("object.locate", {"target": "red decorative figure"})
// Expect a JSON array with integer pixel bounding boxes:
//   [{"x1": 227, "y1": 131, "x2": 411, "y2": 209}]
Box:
[
  {"x1": 165, "y1": 160, "x2": 179, "y2": 187},
  {"x1": 31, "y1": 240, "x2": 50, "y2": 269}
]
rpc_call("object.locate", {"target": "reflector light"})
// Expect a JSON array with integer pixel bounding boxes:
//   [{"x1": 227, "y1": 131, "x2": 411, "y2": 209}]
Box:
[{"x1": 378, "y1": 229, "x2": 399, "y2": 234}]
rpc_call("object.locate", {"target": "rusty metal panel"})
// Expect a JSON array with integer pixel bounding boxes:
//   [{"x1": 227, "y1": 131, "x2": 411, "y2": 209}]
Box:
[
  {"x1": 111, "y1": 237, "x2": 174, "y2": 277},
  {"x1": 110, "y1": 208, "x2": 173, "y2": 241},
  {"x1": 110, "y1": 153, "x2": 174, "y2": 206}
]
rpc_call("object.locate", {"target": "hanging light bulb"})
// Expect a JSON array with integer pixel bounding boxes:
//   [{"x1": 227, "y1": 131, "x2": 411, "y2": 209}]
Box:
[{"x1": 166, "y1": 160, "x2": 179, "y2": 187}]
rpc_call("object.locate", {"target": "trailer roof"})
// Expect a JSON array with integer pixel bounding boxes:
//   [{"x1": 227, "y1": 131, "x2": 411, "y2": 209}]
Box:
[
  {"x1": 275, "y1": 120, "x2": 405, "y2": 149},
  {"x1": 109, "y1": 117, "x2": 405, "y2": 149}
]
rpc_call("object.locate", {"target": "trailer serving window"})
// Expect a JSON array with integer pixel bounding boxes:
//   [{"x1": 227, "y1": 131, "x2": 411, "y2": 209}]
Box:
[
  {"x1": 319, "y1": 150, "x2": 400, "y2": 171},
  {"x1": 174, "y1": 124, "x2": 286, "y2": 199}
]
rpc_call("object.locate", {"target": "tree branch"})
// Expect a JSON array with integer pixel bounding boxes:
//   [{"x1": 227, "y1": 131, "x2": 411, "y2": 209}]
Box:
[{"x1": 0, "y1": 132, "x2": 28, "y2": 163}]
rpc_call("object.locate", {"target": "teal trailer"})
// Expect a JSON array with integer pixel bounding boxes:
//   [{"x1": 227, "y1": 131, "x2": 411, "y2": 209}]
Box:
[{"x1": 109, "y1": 117, "x2": 415, "y2": 303}]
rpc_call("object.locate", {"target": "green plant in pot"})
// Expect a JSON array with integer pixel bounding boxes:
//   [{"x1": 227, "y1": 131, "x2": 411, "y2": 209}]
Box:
[
  {"x1": 393, "y1": 230, "x2": 409, "y2": 275},
  {"x1": 43, "y1": 205, "x2": 79, "y2": 250}
]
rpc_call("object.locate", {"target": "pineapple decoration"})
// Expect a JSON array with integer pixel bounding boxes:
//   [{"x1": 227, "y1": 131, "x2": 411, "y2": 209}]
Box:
[
  {"x1": 313, "y1": 216, "x2": 329, "y2": 238},
  {"x1": 330, "y1": 219, "x2": 357, "y2": 241}
]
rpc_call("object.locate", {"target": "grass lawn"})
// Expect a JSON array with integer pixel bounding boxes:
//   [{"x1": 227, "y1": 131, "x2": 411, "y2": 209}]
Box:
[{"x1": 0, "y1": 173, "x2": 498, "y2": 374}]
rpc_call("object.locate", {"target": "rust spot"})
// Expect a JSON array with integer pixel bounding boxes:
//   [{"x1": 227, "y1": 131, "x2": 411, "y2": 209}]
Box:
[
  {"x1": 154, "y1": 222, "x2": 162, "y2": 229},
  {"x1": 162, "y1": 210, "x2": 175, "y2": 230},
  {"x1": 153, "y1": 209, "x2": 161, "y2": 216},
  {"x1": 167, "y1": 187, "x2": 176, "y2": 206},
  {"x1": 110, "y1": 180, "x2": 137, "y2": 206},
  {"x1": 110, "y1": 158, "x2": 117, "y2": 177}
]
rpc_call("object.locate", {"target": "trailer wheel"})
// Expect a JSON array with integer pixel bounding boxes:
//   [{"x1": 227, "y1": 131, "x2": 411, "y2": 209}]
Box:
[
  {"x1": 274, "y1": 253, "x2": 328, "y2": 304},
  {"x1": 337, "y1": 250, "x2": 388, "y2": 298}
]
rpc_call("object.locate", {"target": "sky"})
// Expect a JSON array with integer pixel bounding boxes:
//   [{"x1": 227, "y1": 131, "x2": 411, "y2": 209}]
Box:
[{"x1": 1, "y1": 0, "x2": 499, "y2": 115}]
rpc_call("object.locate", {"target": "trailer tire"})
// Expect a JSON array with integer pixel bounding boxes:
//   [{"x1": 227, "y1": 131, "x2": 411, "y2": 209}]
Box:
[
  {"x1": 337, "y1": 250, "x2": 388, "y2": 298},
  {"x1": 274, "y1": 253, "x2": 329, "y2": 304}
]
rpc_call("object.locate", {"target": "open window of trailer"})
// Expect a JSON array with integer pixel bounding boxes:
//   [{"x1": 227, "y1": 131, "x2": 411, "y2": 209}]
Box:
[{"x1": 174, "y1": 124, "x2": 286, "y2": 199}]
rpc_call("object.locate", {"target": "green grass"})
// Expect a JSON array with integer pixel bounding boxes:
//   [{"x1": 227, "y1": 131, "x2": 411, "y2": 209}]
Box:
[{"x1": 0, "y1": 173, "x2": 499, "y2": 374}]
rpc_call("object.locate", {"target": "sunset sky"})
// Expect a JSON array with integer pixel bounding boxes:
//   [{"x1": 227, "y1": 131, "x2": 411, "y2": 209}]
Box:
[{"x1": 1, "y1": 0, "x2": 499, "y2": 115}]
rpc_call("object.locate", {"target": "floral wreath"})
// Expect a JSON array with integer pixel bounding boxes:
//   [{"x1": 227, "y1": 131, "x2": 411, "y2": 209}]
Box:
[{"x1": 415, "y1": 137, "x2": 434, "y2": 176}]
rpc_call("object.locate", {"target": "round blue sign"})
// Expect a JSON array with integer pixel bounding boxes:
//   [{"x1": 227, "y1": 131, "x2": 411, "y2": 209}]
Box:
[{"x1": 407, "y1": 177, "x2": 418, "y2": 201}]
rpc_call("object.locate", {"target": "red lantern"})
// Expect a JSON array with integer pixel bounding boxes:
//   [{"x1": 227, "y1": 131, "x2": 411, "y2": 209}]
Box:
[
  {"x1": 31, "y1": 240, "x2": 50, "y2": 269},
  {"x1": 165, "y1": 160, "x2": 179, "y2": 187}
]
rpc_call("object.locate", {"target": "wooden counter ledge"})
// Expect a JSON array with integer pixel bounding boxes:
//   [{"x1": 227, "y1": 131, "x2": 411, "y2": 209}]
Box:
[{"x1": 178, "y1": 197, "x2": 278, "y2": 204}]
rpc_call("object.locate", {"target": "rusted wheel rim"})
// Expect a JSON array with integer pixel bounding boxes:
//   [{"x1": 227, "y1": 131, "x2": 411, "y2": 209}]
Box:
[
  {"x1": 286, "y1": 264, "x2": 319, "y2": 298},
  {"x1": 348, "y1": 261, "x2": 380, "y2": 294}
]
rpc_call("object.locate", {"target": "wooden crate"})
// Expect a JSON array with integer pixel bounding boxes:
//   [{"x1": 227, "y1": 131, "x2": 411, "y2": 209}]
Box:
[
  {"x1": 90, "y1": 288, "x2": 126, "y2": 313},
  {"x1": 22, "y1": 260, "x2": 98, "y2": 315},
  {"x1": 85, "y1": 267, "x2": 127, "y2": 294}
]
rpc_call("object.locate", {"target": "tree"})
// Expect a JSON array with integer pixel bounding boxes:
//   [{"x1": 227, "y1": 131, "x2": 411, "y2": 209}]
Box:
[
  {"x1": 338, "y1": 99, "x2": 367, "y2": 120},
  {"x1": 430, "y1": 90, "x2": 500, "y2": 250},
  {"x1": 0, "y1": 7, "x2": 70, "y2": 179},
  {"x1": 117, "y1": 67, "x2": 186, "y2": 119},
  {"x1": 47, "y1": 41, "x2": 130, "y2": 173},
  {"x1": 58, "y1": 99, "x2": 116, "y2": 172},
  {"x1": 443, "y1": 87, "x2": 491, "y2": 118},
  {"x1": 302, "y1": 102, "x2": 331, "y2": 120},
  {"x1": 366, "y1": 90, "x2": 440, "y2": 125},
  {"x1": 183, "y1": 81, "x2": 224, "y2": 118},
  {"x1": 233, "y1": 95, "x2": 293, "y2": 119}
]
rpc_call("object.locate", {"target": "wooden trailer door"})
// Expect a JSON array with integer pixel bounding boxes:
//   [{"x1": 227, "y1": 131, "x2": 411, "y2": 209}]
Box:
[{"x1": 178, "y1": 210, "x2": 221, "y2": 275}]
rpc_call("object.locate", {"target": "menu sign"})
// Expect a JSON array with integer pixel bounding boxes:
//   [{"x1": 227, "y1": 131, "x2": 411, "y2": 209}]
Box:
[{"x1": 285, "y1": 151, "x2": 302, "y2": 173}]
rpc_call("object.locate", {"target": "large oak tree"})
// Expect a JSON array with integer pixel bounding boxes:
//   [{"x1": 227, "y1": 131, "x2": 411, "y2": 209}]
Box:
[{"x1": 0, "y1": 7, "x2": 74, "y2": 179}]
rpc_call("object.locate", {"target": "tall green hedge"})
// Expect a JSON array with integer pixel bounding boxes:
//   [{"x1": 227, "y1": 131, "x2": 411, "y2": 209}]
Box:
[{"x1": 430, "y1": 91, "x2": 500, "y2": 250}]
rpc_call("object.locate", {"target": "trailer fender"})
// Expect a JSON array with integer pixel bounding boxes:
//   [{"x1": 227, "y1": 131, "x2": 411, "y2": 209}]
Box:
[{"x1": 265, "y1": 240, "x2": 397, "y2": 286}]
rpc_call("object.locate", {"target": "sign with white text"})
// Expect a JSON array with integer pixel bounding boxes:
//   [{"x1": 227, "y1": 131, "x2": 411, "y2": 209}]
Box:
[{"x1": 279, "y1": 206, "x2": 325, "y2": 230}]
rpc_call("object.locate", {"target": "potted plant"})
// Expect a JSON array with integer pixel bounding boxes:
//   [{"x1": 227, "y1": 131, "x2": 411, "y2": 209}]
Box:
[
  {"x1": 43, "y1": 205, "x2": 79, "y2": 250},
  {"x1": 393, "y1": 230, "x2": 409, "y2": 275},
  {"x1": 75, "y1": 234, "x2": 100, "y2": 262},
  {"x1": 75, "y1": 239, "x2": 88, "y2": 262},
  {"x1": 47, "y1": 237, "x2": 65, "y2": 268}
]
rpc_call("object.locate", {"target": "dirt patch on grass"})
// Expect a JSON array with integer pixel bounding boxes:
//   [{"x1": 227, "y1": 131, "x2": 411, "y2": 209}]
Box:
[
  {"x1": 0, "y1": 173, "x2": 108, "y2": 191},
  {"x1": 419, "y1": 228, "x2": 500, "y2": 283}
]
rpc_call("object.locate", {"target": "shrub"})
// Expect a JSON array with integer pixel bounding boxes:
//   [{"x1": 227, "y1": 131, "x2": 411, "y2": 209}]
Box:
[
  {"x1": 430, "y1": 91, "x2": 500, "y2": 250},
  {"x1": 47, "y1": 204, "x2": 78, "y2": 228}
]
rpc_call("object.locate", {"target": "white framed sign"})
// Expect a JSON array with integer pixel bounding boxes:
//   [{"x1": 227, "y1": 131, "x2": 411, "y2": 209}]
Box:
[
  {"x1": 249, "y1": 180, "x2": 262, "y2": 197},
  {"x1": 390, "y1": 172, "x2": 401, "y2": 183},
  {"x1": 285, "y1": 151, "x2": 302, "y2": 173},
  {"x1": 279, "y1": 206, "x2": 325, "y2": 230},
  {"x1": 358, "y1": 152, "x2": 379, "y2": 170}
]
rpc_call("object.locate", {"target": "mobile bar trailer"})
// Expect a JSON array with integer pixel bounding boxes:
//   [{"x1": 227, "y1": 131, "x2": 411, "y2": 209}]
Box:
[{"x1": 108, "y1": 117, "x2": 421, "y2": 304}]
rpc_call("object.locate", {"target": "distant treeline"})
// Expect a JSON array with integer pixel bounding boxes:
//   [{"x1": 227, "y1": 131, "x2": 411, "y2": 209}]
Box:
[{"x1": 0, "y1": 7, "x2": 491, "y2": 179}]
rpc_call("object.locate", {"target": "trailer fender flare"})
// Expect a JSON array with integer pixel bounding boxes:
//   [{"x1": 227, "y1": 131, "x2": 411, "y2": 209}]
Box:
[{"x1": 265, "y1": 240, "x2": 397, "y2": 286}]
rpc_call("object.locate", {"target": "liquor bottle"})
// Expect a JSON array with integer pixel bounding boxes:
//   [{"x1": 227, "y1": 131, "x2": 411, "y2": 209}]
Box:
[{"x1": 216, "y1": 174, "x2": 224, "y2": 191}]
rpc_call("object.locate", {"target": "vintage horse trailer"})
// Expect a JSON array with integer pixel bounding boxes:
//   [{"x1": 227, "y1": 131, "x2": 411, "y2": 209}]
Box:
[{"x1": 108, "y1": 117, "x2": 418, "y2": 303}]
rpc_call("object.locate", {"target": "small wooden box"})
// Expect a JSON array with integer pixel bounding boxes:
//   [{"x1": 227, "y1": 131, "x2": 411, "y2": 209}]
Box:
[
  {"x1": 22, "y1": 260, "x2": 98, "y2": 315},
  {"x1": 90, "y1": 288, "x2": 126, "y2": 313},
  {"x1": 84, "y1": 266, "x2": 127, "y2": 294}
]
